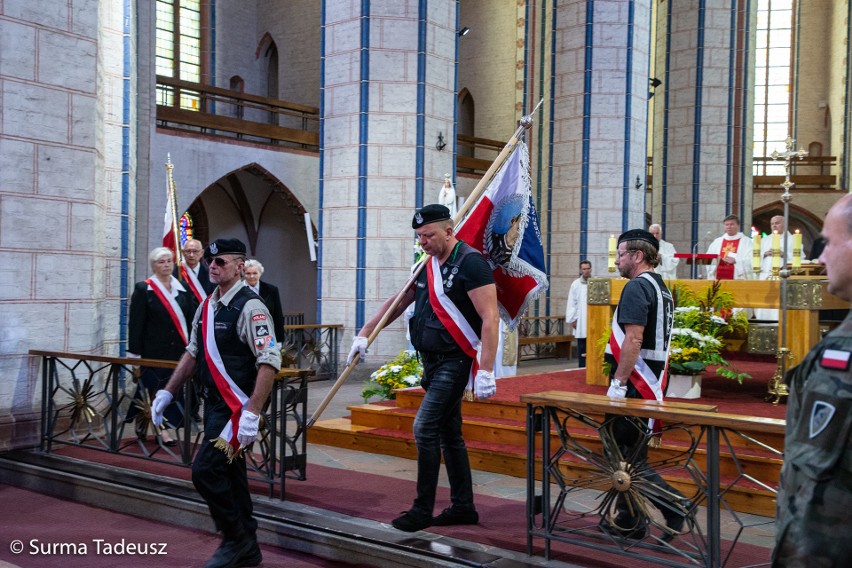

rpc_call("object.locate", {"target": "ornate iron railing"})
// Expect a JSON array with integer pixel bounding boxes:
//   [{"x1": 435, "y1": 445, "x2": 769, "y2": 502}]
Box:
[
  {"x1": 280, "y1": 324, "x2": 342, "y2": 381},
  {"x1": 523, "y1": 392, "x2": 783, "y2": 567},
  {"x1": 31, "y1": 350, "x2": 312, "y2": 499},
  {"x1": 518, "y1": 316, "x2": 570, "y2": 360}
]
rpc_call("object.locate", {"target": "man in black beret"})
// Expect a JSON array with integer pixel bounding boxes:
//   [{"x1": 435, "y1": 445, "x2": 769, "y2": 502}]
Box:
[
  {"x1": 347, "y1": 203, "x2": 500, "y2": 532},
  {"x1": 151, "y1": 236, "x2": 281, "y2": 568},
  {"x1": 600, "y1": 229, "x2": 693, "y2": 541}
]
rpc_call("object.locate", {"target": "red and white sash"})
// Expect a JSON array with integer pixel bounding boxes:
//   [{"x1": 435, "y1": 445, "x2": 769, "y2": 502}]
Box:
[
  {"x1": 716, "y1": 238, "x2": 741, "y2": 280},
  {"x1": 145, "y1": 277, "x2": 188, "y2": 345},
  {"x1": 180, "y1": 264, "x2": 208, "y2": 303},
  {"x1": 426, "y1": 255, "x2": 481, "y2": 393},
  {"x1": 606, "y1": 273, "x2": 670, "y2": 433},
  {"x1": 200, "y1": 295, "x2": 249, "y2": 460}
]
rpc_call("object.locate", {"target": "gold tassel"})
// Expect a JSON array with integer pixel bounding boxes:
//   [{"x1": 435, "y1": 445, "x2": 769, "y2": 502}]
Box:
[
  {"x1": 463, "y1": 389, "x2": 475, "y2": 401},
  {"x1": 211, "y1": 437, "x2": 243, "y2": 463},
  {"x1": 647, "y1": 436, "x2": 661, "y2": 449}
]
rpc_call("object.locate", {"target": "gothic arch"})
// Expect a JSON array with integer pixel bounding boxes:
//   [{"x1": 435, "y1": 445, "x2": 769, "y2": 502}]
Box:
[
  {"x1": 753, "y1": 203, "x2": 823, "y2": 257},
  {"x1": 187, "y1": 163, "x2": 318, "y2": 322}
]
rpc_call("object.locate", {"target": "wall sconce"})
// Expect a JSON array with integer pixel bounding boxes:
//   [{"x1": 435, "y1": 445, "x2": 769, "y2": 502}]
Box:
[
  {"x1": 436, "y1": 132, "x2": 447, "y2": 152},
  {"x1": 458, "y1": 26, "x2": 470, "y2": 37}
]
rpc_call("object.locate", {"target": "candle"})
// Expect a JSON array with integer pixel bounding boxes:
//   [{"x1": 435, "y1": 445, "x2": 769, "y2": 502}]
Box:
[
  {"x1": 792, "y1": 229, "x2": 802, "y2": 268},
  {"x1": 608, "y1": 234, "x2": 616, "y2": 271},
  {"x1": 771, "y1": 231, "x2": 781, "y2": 269},
  {"x1": 752, "y1": 232, "x2": 761, "y2": 271}
]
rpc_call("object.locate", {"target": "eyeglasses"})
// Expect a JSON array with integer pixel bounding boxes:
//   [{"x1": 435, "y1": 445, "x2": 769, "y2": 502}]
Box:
[
  {"x1": 616, "y1": 249, "x2": 638, "y2": 259},
  {"x1": 183, "y1": 249, "x2": 202, "y2": 255}
]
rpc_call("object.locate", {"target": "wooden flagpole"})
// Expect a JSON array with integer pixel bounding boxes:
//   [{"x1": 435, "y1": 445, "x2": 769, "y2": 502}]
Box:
[
  {"x1": 306, "y1": 100, "x2": 544, "y2": 428},
  {"x1": 165, "y1": 154, "x2": 184, "y2": 270}
]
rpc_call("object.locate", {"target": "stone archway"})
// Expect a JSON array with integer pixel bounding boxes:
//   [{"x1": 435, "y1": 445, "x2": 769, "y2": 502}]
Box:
[{"x1": 187, "y1": 163, "x2": 318, "y2": 323}]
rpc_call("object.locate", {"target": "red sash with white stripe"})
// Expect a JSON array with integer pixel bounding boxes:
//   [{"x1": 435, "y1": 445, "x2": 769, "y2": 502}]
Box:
[
  {"x1": 425, "y1": 255, "x2": 480, "y2": 392},
  {"x1": 180, "y1": 264, "x2": 208, "y2": 303},
  {"x1": 145, "y1": 277, "x2": 188, "y2": 345},
  {"x1": 200, "y1": 296, "x2": 249, "y2": 460}
]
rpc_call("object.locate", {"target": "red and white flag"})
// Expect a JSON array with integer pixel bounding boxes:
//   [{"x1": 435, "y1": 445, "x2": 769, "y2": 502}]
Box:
[
  {"x1": 455, "y1": 140, "x2": 548, "y2": 330},
  {"x1": 163, "y1": 157, "x2": 181, "y2": 262}
]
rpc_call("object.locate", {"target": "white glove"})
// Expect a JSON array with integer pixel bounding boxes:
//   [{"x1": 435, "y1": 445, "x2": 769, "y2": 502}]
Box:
[
  {"x1": 607, "y1": 379, "x2": 627, "y2": 401},
  {"x1": 237, "y1": 410, "x2": 260, "y2": 447},
  {"x1": 151, "y1": 390, "x2": 173, "y2": 426},
  {"x1": 474, "y1": 370, "x2": 496, "y2": 400},
  {"x1": 347, "y1": 336, "x2": 368, "y2": 365}
]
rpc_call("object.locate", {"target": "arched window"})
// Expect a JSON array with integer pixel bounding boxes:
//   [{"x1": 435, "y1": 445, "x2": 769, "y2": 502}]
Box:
[
  {"x1": 156, "y1": 0, "x2": 204, "y2": 109},
  {"x1": 264, "y1": 42, "x2": 279, "y2": 124},
  {"x1": 458, "y1": 89, "x2": 475, "y2": 158},
  {"x1": 179, "y1": 212, "x2": 194, "y2": 246},
  {"x1": 753, "y1": 0, "x2": 794, "y2": 175}
]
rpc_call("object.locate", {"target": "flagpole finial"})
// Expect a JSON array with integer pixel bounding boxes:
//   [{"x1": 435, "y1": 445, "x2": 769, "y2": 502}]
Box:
[
  {"x1": 166, "y1": 153, "x2": 173, "y2": 170},
  {"x1": 520, "y1": 98, "x2": 545, "y2": 129}
]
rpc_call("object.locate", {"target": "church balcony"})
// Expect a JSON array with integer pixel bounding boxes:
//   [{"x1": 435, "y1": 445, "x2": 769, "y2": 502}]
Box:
[
  {"x1": 155, "y1": 76, "x2": 320, "y2": 151},
  {"x1": 752, "y1": 155, "x2": 838, "y2": 191}
]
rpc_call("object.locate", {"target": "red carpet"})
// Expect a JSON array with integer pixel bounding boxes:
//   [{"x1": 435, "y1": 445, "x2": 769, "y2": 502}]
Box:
[{"x1": 49, "y1": 445, "x2": 772, "y2": 567}]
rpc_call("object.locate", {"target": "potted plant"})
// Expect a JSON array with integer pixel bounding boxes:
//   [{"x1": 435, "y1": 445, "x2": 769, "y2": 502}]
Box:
[
  {"x1": 361, "y1": 350, "x2": 423, "y2": 402},
  {"x1": 667, "y1": 281, "x2": 751, "y2": 398}
]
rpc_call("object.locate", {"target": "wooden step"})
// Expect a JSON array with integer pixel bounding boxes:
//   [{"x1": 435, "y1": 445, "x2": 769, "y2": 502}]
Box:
[{"x1": 309, "y1": 416, "x2": 777, "y2": 517}]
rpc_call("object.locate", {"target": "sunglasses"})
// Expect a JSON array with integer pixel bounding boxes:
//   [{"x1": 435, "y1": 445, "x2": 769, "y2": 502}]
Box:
[{"x1": 207, "y1": 256, "x2": 243, "y2": 267}]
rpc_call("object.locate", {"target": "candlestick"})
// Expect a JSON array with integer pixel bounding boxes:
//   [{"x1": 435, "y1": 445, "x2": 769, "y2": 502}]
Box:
[
  {"x1": 771, "y1": 230, "x2": 781, "y2": 269},
  {"x1": 792, "y1": 229, "x2": 802, "y2": 270},
  {"x1": 752, "y1": 232, "x2": 761, "y2": 272},
  {"x1": 608, "y1": 234, "x2": 616, "y2": 272}
]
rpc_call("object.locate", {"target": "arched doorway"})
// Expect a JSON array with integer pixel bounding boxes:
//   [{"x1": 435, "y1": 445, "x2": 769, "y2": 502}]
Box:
[{"x1": 186, "y1": 163, "x2": 318, "y2": 322}]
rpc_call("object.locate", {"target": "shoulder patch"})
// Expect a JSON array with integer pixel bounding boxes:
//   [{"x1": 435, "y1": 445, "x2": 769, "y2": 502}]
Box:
[
  {"x1": 820, "y1": 349, "x2": 851, "y2": 371},
  {"x1": 252, "y1": 313, "x2": 267, "y2": 321},
  {"x1": 809, "y1": 400, "x2": 836, "y2": 439}
]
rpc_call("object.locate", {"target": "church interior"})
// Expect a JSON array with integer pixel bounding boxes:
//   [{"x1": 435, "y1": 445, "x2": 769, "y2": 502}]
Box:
[{"x1": 1, "y1": 0, "x2": 851, "y2": 565}]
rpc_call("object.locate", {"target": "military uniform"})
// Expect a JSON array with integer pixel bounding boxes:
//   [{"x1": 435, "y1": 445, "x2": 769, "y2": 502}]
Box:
[{"x1": 774, "y1": 313, "x2": 852, "y2": 566}]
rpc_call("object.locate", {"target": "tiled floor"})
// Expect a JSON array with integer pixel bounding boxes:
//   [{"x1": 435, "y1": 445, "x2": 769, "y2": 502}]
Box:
[{"x1": 304, "y1": 357, "x2": 777, "y2": 552}]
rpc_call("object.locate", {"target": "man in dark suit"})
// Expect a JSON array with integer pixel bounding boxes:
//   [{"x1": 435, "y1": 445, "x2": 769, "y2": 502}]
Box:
[
  {"x1": 175, "y1": 239, "x2": 216, "y2": 302},
  {"x1": 244, "y1": 259, "x2": 285, "y2": 340}
]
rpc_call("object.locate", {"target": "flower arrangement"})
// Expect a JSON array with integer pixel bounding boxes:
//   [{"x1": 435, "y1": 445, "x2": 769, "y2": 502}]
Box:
[
  {"x1": 361, "y1": 350, "x2": 423, "y2": 402},
  {"x1": 669, "y1": 281, "x2": 751, "y2": 383}
]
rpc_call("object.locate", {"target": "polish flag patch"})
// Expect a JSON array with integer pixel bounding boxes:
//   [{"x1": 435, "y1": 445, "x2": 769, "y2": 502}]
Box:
[{"x1": 821, "y1": 349, "x2": 851, "y2": 371}]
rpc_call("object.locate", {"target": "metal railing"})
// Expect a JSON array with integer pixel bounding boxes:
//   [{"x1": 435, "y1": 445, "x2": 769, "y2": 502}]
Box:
[
  {"x1": 280, "y1": 324, "x2": 342, "y2": 381},
  {"x1": 523, "y1": 392, "x2": 783, "y2": 567},
  {"x1": 517, "y1": 316, "x2": 569, "y2": 360},
  {"x1": 31, "y1": 350, "x2": 312, "y2": 499}
]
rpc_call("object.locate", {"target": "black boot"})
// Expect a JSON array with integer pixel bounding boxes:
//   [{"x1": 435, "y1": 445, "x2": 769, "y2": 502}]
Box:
[{"x1": 204, "y1": 532, "x2": 261, "y2": 568}]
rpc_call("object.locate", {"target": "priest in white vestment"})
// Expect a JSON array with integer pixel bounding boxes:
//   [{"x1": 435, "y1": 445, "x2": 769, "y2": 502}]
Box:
[
  {"x1": 649, "y1": 224, "x2": 680, "y2": 280},
  {"x1": 754, "y1": 215, "x2": 794, "y2": 320},
  {"x1": 706, "y1": 214, "x2": 753, "y2": 280}
]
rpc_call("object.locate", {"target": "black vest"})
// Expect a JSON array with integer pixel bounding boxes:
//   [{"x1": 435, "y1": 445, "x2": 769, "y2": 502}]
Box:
[
  {"x1": 196, "y1": 287, "x2": 258, "y2": 423},
  {"x1": 409, "y1": 243, "x2": 482, "y2": 356}
]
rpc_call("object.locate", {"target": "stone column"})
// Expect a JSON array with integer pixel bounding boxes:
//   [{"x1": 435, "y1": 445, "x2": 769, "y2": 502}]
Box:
[
  {"x1": 319, "y1": 0, "x2": 456, "y2": 362},
  {"x1": 650, "y1": 0, "x2": 755, "y2": 254},
  {"x1": 0, "y1": 0, "x2": 131, "y2": 448},
  {"x1": 548, "y1": 0, "x2": 653, "y2": 278}
]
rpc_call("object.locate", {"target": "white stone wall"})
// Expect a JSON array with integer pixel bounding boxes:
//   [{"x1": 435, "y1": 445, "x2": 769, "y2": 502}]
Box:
[{"x1": 0, "y1": 0, "x2": 130, "y2": 449}]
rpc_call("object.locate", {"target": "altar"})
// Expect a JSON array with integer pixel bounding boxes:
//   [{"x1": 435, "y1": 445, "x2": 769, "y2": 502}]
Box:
[{"x1": 584, "y1": 277, "x2": 850, "y2": 386}]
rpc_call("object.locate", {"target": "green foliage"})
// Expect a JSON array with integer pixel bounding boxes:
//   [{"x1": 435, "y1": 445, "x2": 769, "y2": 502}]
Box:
[
  {"x1": 669, "y1": 281, "x2": 751, "y2": 383},
  {"x1": 361, "y1": 350, "x2": 423, "y2": 402}
]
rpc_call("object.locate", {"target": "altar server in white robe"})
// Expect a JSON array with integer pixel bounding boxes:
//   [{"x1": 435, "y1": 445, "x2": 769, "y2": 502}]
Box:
[
  {"x1": 706, "y1": 215, "x2": 753, "y2": 280},
  {"x1": 649, "y1": 224, "x2": 680, "y2": 280}
]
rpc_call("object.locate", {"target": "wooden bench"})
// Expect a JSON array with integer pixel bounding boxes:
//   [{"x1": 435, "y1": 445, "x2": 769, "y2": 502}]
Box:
[{"x1": 518, "y1": 334, "x2": 574, "y2": 359}]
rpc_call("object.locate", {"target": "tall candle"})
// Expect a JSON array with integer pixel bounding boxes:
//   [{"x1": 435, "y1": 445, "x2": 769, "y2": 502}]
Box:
[
  {"x1": 771, "y1": 231, "x2": 781, "y2": 269},
  {"x1": 792, "y1": 229, "x2": 802, "y2": 268},
  {"x1": 608, "y1": 234, "x2": 616, "y2": 271},
  {"x1": 752, "y1": 232, "x2": 761, "y2": 271}
]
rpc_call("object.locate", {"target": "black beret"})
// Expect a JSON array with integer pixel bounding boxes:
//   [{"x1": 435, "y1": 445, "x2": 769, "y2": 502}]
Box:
[
  {"x1": 412, "y1": 204, "x2": 452, "y2": 229},
  {"x1": 618, "y1": 229, "x2": 659, "y2": 251},
  {"x1": 204, "y1": 238, "x2": 247, "y2": 259}
]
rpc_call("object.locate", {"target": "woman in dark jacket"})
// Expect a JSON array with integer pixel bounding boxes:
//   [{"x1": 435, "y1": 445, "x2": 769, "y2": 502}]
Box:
[{"x1": 126, "y1": 247, "x2": 197, "y2": 444}]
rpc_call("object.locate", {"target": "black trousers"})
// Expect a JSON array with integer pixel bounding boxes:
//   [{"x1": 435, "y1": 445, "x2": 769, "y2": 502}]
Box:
[{"x1": 191, "y1": 436, "x2": 257, "y2": 540}]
